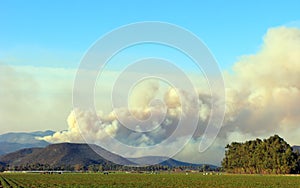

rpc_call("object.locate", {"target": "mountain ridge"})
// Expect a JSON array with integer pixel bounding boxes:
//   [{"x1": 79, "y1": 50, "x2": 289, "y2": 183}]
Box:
[
  {"x1": 129, "y1": 156, "x2": 217, "y2": 169},
  {"x1": 0, "y1": 130, "x2": 54, "y2": 155},
  {"x1": 0, "y1": 143, "x2": 217, "y2": 170},
  {"x1": 0, "y1": 143, "x2": 133, "y2": 168},
  {"x1": 0, "y1": 131, "x2": 218, "y2": 169}
]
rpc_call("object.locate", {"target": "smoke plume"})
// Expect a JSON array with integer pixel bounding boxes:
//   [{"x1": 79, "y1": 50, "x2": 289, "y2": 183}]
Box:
[{"x1": 41, "y1": 26, "x2": 300, "y2": 164}]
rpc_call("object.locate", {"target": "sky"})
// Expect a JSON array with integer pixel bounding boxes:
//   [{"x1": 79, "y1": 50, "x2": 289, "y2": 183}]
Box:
[
  {"x1": 1, "y1": 1, "x2": 300, "y2": 165},
  {"x1": 1, "y1": 0, "x2": 299, "y2": 69}
]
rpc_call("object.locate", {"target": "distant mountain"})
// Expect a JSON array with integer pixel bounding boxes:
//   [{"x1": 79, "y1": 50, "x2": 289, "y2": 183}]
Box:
[
  {"x1": 0, "y1": 143, "x2": 217, "y2": 170},
  {"x1": 160, "y1": 158, "x2": 217, "y2": 169},
  {"x1": 0, "y1": 130, "x2": 54, "y2": 155},
  {"x1": 0, "y1": 143, "x2": 134, "y2": 168},
  {"x1": 0, "y1": 150, "x2": 5, "y2": 156},
  {"x1": 128, "y1": 156, "x2": 170, "y2": 165},
  {"x1": 0, "y1": 130, "x2": 54, "y2": 144},
  {"x1": 129, "y1": 156, "x2": 217, "y2": 169},
  {"x1": 293, "y1": 146, "x2": 300, "y2": 153}
]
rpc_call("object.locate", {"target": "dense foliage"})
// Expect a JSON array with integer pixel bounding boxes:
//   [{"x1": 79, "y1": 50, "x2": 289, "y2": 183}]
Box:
[{"x1": 222, "y1": 135, "x2": 300, "y2": 174}]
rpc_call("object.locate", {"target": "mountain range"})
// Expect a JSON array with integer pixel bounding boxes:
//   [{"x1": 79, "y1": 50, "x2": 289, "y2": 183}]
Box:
[
  {"x1": 0, "y1": 143, "x2": 216, "y2": 170},
  {"x1": 0, "y1": 130, "x2": 54, "y2": 155},
  {"x1": 1, "y1": 131, "x2": 299, "y2": 170},
  {"x1": 128, "y1": 156, "x2": 215, "y2": 168},
  {"x1": 0, "y1": 131, "x2": 216, "y2": 169}
]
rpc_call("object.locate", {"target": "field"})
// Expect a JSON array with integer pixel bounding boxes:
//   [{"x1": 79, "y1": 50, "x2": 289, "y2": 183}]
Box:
[{"x1": 1, "y1": 173, "x2": 300, "y2": 188}]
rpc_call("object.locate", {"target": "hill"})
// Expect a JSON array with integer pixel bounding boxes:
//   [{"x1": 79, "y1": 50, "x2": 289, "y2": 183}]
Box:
[
  {"x1": 129, "y1": 156, "x2": 217, "y2": 169},
  {"x1": 160, "y1": 158, "x2": 217, "y2": 169},
  {"x1": 0, "y1": 143, "x2": 217, "y2": 171},
  {"x1": 0, "y1": 130, "x2": 54, "y2": 155},
  {"x1": 0, "y1": 143, "x2": 133, "y2": 169}
]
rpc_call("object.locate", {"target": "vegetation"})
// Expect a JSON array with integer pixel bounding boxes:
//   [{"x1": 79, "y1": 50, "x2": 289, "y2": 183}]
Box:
[
  {"x1": 2, "y1": 163, "x2": 216, "y2": 173},
  {"x1": 1, "y1": 173, "x2": 300, "y2": 188},
  {"x1": 222, "y1": 135, "x2": 300, "y2": 174}
]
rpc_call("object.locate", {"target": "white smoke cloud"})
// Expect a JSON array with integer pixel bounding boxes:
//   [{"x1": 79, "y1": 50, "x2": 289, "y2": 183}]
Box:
[
  {"x1": 39, "y1": 26, "x2": 300, "y2": 165},
  {"x1": 42, "y1": 84, "x2": 209, "y2": 146},
  {"x1": 223, "y1": 26, "x2": 300, "y2": 143}
]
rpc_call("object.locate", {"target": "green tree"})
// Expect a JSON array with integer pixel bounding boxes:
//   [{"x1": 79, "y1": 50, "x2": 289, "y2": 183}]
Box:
[{"x1": 222, "y1": 135, "x2": 299, "y2": 174}]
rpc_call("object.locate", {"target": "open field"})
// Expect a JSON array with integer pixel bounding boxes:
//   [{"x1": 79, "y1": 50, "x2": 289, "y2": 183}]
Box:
[{"x1": 1, "y1": 173, "x2": 300, "y2": 188}]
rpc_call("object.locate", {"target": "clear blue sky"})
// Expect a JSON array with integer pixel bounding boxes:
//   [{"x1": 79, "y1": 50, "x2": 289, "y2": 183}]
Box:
[{"x1": 1, "y1": 0, "x2": 299, "y2": 69}]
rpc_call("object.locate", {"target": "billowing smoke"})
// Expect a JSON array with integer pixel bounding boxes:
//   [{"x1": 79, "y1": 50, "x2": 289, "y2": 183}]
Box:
[
  {"x1": 42, "y1": 85, "x2": 210, "y2": 146},
  {"x1": 223, "y1": 26, "x2": 300, "y2": 145},
  {"x1": 40, "y1": 26, "x2": 300, "y2": 164}
]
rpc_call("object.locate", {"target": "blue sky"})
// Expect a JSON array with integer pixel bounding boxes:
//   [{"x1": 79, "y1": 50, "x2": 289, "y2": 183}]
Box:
[{"x1": 1, "y1": 0, "x2": 299, "y2": 69}]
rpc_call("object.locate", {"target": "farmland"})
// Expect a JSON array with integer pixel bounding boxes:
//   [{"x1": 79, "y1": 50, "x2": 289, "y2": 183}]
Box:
[{"x1": 0, "y1": 173, "x2": 300, "y2": 188}]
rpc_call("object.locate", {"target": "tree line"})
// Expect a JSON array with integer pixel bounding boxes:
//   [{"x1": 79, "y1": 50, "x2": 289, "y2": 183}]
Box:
[
  {"x1": 1, "y1": 163, "x2": 217, "y2": 173},
  {"x1": 222, "y1": 135, "x2": 300, "y2": 174}
]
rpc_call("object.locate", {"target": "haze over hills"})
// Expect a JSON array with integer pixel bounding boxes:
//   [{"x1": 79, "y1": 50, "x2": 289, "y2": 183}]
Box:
[
  {"x1": 0, "y1": 130, "x2": 55, "y2": 143},
  {"x1": 129, "y1": 156, "x2": 217, "y2": 169},
  {"x1": 0, "y1": 130, "x2": 54, "y2": 155},
  {"x1": 0, "y1": 143, "x2": 216, "y2": 170},
  {"x1": 1, "y1": 131, "x2": 299, "y2": 171},
  {"x1": 0, "y1": 131, "x2": 218, "y2": 169},
  {"x1": 0, "y1": 150, "x2": 5, "y2": 156}
]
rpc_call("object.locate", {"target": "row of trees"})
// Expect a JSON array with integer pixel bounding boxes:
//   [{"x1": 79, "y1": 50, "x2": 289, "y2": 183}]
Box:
[
  {"x1": 2, "y1": 163, "x2": 215, "y2": 172},
  {"x1": 4, "y1": 163, "x2": 122, "y2": 172},
  {"x1": 222, "y1": 135, "x2": 300, "y2": 174}
]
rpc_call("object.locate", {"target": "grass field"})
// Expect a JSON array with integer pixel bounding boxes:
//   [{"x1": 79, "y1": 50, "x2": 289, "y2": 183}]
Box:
[{"x1": 1, "y1": 173, "x2": 300, "y2": 188}]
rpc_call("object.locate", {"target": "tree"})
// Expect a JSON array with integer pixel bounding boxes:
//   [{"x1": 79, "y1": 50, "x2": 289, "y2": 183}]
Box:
[
  {"x1": 74, "y1": 164, "x2": 83, "y2": 172},
  {"x1": 222, "y1": 135, "x2": 299, "y2": 174}
]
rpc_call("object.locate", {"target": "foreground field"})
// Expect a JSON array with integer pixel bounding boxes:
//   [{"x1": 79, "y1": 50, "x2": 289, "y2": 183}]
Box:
[{"x1": 1, "y1": 173, "x2": 300, "y2": 188}]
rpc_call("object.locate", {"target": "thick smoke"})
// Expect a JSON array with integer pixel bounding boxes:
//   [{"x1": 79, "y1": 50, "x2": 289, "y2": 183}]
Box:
[
  {"x1": 223, "y1": 27, "x2": 300, "y2": 145},
  {"x1": 41, "y1": 26, "x2": 300, "y2": 164},
  {"x1": 42, "y1": 85, "x2": 209, "y2": 146}
]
